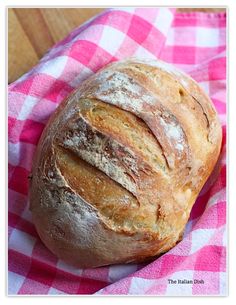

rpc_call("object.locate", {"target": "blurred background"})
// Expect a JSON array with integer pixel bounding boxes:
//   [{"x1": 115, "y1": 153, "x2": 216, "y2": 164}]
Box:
[{"x1": 8, "y1": 8, "x2": 225, "y2": 84}]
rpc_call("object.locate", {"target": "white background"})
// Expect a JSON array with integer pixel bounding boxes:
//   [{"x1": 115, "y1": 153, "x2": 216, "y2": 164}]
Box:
[{"x1": 1, "y1": 0, "x2": 235, "y2": 304}]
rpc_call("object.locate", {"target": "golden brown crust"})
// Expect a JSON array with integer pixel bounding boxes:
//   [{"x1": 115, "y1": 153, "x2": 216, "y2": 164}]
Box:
[{"x1": 29, "y1": 58, "x2": 222, "y2": 268}]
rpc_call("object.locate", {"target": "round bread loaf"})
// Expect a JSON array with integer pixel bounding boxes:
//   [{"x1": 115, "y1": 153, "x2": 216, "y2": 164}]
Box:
[{"x1": 29, "y1": 58, "x2": 222, "y2": 268}]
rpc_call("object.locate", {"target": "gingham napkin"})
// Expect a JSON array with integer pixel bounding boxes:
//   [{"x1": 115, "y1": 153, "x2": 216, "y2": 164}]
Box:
[{"x1": 8, "y1": 8, "x2": 226, "y2": 295}]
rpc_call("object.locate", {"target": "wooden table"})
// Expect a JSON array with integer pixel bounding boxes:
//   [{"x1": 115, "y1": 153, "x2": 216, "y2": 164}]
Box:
[{"x1": 8, "y1": 8, "x2": 225, "y2": 83}]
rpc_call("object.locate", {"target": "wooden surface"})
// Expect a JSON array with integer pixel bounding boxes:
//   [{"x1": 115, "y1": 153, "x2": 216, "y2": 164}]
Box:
[
  {"x1": 8, "y1": 8, "x2": 104, "y2": 83},
  {"x1": 8, "y1": 8, "x2": 225, "y2": 83}
]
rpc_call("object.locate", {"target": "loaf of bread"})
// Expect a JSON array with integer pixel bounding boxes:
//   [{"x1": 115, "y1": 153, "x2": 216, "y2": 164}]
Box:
[{"x1": 29, "y1": 58, "x2": 222, "y2": 268}]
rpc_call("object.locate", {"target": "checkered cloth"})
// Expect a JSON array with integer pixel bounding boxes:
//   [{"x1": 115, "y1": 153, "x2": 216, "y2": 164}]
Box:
[{"x1": 8, "y1": 8, "x2": 227, "y2": 295}]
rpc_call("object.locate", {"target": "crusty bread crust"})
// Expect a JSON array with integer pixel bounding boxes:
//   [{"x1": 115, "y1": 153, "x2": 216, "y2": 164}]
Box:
[{"x1": 29, "y1": 58, "x2": 222, "y2": 268}]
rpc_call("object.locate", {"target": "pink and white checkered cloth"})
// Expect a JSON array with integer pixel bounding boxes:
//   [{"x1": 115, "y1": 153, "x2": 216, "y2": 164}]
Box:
[{"x1": 8, "y1": 8, "x2": 227, "y2": 295}]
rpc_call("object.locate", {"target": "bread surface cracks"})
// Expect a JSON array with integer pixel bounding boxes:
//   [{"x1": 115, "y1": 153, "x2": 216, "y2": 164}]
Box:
[
  {"x1": 54, "y1": 99, "x2": 174, "y2": 235},
  {"x1": 56, "y1": 98, "x2": 171, "y2": 195},
  {"x1": 113, "y1": 63, "x2": 216, "y2": 163},
  {"x1": 81, "y1": 66, "x2": 191, "y2": 170},
  {"x1": 122, "y1": 62, "x2": 221, "y2": 187},
  {"x1": 54, "y1": 92, "x2": 203, "y2": 238},
  {"x1": 56, "y1": 146, "x2": 159, "y2": 235},
  {"x1": 80, "y1": 98, "x2": 168, "y2": 173},
  {"x1": 122, "y1": 61, "x2": 214, "y2": 135}
]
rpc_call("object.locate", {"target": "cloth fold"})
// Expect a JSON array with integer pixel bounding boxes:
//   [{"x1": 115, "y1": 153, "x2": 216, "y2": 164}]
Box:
[{"x1": 8, "y1": 8, "x2": 226, "y2": 295}]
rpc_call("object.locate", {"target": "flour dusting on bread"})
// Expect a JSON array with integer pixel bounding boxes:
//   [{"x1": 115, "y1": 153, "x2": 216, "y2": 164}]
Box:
[{"x1": 29, "y1": 58, "x2": 222, "y2": 268}]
